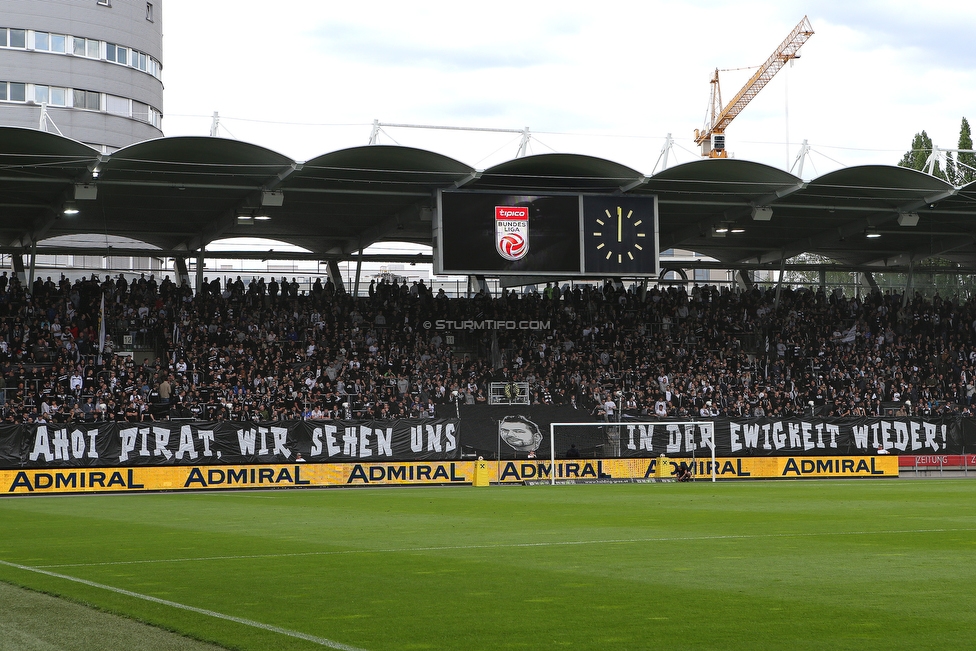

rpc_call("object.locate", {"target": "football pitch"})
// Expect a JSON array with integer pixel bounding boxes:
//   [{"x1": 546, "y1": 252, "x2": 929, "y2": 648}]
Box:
[{"x1": 1, "y1": 480, "x2": 974, "y2": 651}]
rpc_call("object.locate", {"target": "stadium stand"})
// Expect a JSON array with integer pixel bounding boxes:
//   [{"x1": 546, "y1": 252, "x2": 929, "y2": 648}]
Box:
[{"x1": 1, "y1": 269, "x2": 974, "y2": 424}]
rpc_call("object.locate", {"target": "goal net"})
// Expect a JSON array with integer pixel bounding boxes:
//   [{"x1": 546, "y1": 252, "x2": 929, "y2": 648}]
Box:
[{"x1": 547, "y1": 420, "x2": 716, "y2": 485}]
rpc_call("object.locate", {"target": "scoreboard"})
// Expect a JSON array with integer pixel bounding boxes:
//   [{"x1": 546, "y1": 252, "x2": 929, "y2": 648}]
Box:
[{"x1": 434, "y1": 190, "x2": 659, "y2": 277}]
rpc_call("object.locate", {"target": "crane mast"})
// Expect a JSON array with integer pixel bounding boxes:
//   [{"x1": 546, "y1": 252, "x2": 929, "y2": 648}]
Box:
[{"x1": 694, "y1": 16, "x2": 814, "y2": 158}]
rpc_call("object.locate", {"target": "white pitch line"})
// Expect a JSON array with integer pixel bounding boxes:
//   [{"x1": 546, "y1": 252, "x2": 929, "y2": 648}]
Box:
[
  {"x1": 33, "y1": 527, "x2": 976, "y2": 570},
  {"x1": 0, "y1": 559, "x2": 368, "y2": 651}
]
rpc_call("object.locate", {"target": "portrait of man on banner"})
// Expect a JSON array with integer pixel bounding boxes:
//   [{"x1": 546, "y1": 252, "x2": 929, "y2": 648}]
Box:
[{"x1": 498, "y1": 415, "x2": 543, "y2": 453}]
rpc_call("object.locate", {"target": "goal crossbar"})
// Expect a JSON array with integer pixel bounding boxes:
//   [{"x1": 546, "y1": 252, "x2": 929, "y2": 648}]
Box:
[{"x1": 548, "y1": 421, "x2": 717, "y2": 485}]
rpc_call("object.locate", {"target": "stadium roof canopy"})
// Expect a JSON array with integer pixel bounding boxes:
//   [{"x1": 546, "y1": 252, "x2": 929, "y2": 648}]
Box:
[{"x1": 2, "y1": 126, "x2": 976, "y2": 274}]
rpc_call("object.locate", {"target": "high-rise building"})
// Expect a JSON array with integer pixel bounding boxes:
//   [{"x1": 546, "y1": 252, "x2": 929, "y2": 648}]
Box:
[{"x1": 0, "y1": 0, "x2": 163, "y2": 152}]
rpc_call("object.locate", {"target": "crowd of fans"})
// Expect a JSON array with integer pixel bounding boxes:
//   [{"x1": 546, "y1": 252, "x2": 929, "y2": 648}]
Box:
[{"x1": 2, "y1": 267, "x2": 976, "y2": 425}]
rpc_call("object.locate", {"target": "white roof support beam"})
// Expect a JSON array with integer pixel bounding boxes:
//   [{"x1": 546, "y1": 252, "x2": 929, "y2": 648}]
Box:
[
  {"x1": 754, "y1": 189, "x2": 958, "y2": 265},
  {"x1": 340, "y1": 200, "x2": 432, "y2": 256},
  {"x1": 660, "y1": 181, "x2": 805, "y2": 250}
]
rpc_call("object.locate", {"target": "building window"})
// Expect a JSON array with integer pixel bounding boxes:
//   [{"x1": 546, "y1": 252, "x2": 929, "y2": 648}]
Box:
[
  {"x1": 1, "y1": 79, "x2": 158, "y2": 126},
  {"x1": 9, "y1": 82, "x2": 26, "y2": 102},
  {"x1": 106, "y1": 94, "x2": 129, "y2": 116},
  {"x1": 132, "y1": 50, "x2": 149, "y2": 72},
  {"x1": 33, "y1": 84, "x2": 67, "y2": 106},
  {"x1": 31, "y1": 32, "x2": 66, "y2": 53},
  {"x1": 694, "y1": 269, "x2": 710, "y2": 282},
  {"x1": 0, "y1": 28, "x2": 31, "y2": 49},
  {"x1": 72, "y1": 89, "x2": 101, "y2": 111},
  {"x1": 4, "y1": 28, "x2": 158, "y2": 79},
  {"x1": 106, "y1": 42, "x2": 130, "y2": 65},
  {"x1": 9, "y1": 28, "x2": 26, "y2": 49},
  {"x1": 132, "y1": 100, "x2": 149, "y2": 122},
  {"x1": 71, "y1": 36, "x2": 99, "y2": 58},
  {"x1": 146, "y1": 3, "x2": 154, "y2": 22}
]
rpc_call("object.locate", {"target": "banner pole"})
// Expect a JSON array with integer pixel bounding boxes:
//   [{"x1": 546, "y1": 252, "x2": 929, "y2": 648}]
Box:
[
  {"x1": 550, "y1": 423, "x2": 556, "y2": 486},
  {"x1": 496, "y1": 419, "x2": 501, "y2": 484}
]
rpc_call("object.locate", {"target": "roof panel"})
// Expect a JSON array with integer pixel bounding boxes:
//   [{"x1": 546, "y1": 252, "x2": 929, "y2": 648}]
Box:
[
  {"x1": 472, "y1": 153, "x2": 642, "y2": 192},
  {"x1": 2, "y1": 129, "x2": 976, "y2": 273},
  {"x1": 292, "y1": 145, "x2": 474, "y2": 190}
]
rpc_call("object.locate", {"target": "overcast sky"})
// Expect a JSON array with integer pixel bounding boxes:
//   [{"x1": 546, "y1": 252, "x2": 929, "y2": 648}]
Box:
[{"x1": 160, "y1": 0, "x2": 976, "y2": 179}]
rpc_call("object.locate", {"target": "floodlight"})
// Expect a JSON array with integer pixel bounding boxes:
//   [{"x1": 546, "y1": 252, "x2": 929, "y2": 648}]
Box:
[
  {"x1": 897, "y1": 213, "x2": 919, "y2": 227},
  {"x1": 261, "y1": 190, "x2": 284, "y2": 207},
  {"x1": 74, "y1": 183, "x2": 97, "y2": 200},
  {"x1": 752, "y1": 206, "x2": 773, "y2": 221}
]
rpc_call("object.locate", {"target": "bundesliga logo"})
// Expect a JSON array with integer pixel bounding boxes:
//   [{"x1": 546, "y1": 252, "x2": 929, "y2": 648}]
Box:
[{"x1": 495, "y1": 206, "x2": 529, "y2": 261}]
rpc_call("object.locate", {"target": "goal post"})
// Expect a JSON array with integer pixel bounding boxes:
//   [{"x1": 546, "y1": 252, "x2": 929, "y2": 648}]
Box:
[{"x1": 548, "y1": 420, "x2": 717, "y2": 485}]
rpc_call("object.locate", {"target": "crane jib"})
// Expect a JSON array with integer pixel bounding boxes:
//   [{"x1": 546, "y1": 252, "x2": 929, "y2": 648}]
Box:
[{"x1": 696, "y1": 16, "x2": 815, "y2": 152}]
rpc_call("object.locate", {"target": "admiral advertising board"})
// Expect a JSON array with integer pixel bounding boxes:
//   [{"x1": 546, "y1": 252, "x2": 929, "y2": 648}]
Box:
[
  {"x1": 1, "y1": 456, "x2": 901, "y2": 495},
  {"x1": 1, "y1": 462, "x2": 476, "y2": 494},
  {"x1": 434, "y1": 190, "x2": 659, "y2": 276}
]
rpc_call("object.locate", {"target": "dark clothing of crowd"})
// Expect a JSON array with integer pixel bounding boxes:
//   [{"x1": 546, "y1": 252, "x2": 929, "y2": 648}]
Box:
[{"x1": 1, "y1": 269, "x2": 975, "y2": 425}]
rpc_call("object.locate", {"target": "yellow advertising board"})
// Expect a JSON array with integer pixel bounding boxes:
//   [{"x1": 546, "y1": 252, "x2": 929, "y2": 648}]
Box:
[
  {"x1": 1, "y1": 456, "x2": 898, "y2": 495},
  {"x1": 1, "y1": 461, "x2": 477, "y2": 495},
  {"x1": 493, "y1": 456, "x2": 899, "y2": 482}
]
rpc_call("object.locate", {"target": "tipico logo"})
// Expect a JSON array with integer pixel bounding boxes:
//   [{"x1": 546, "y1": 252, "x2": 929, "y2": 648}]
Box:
[{"x1": 495, "y1": 206, "x2": 529, "y2": 261}]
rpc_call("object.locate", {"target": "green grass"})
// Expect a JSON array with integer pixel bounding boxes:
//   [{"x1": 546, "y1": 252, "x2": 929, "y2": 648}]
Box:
[
  {"x1": 1, "y1": 480, "x2": 975, "y2": 651},
  {"x1": 0, "y1": 581, "x2": 227, "y2": 650}
]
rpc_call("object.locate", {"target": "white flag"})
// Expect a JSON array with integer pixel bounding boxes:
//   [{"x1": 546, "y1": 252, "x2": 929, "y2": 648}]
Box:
[{"x1": 840, "y1": 324, "x2": 857, "y2": 344}]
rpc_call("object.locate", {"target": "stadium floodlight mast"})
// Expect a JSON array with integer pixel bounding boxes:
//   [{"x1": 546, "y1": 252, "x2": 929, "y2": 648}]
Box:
[{"x1": 548, "y1": 421, "x2": 717, "y2": 485}]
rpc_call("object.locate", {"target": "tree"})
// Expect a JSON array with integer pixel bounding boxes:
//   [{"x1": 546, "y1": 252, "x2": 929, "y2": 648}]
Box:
[
  {"x1": 898, "y1": 130, "x2": 945, "y2": 179},
  {"x1": 945, "y1": 147, "x2": 958, "y2": 186},
  {"x1": 956, "y1": 117, "x2": 976, "y2": 185}
]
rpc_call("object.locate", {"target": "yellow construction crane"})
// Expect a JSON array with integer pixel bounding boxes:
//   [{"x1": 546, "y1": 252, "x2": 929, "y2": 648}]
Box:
[{"x1": 694, "y1": 16, "x2": 814, "y2": 158}]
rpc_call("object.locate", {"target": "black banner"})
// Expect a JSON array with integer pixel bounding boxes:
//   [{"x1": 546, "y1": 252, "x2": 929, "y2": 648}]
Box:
[
  {"x1": 443, "y1": 405, "x2": 976, "y2": 459},
  {"x1": 0, "y1": 419, "x2": 460, "y2": 469},
  {"x1": 615, "y1": 417, "x2": 971, "y2": 457},
  {"x1": 2, "y1": 414, "x2": 974, "y2": 469},
  {"x1": 440, "y1": 404, "x2": 592, "y2": 459}
]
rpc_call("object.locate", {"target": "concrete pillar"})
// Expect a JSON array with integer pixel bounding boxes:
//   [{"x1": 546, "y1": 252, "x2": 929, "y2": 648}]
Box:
[
  {"x1": 326, "y1": 260, "x2": 345, "y2": 293},
  {"x1": 195, "y1": 251, "x2": 205, "y2": 295},
  {"x1": 174, "y1": 257, "x2": 190, "y2": 287}
]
